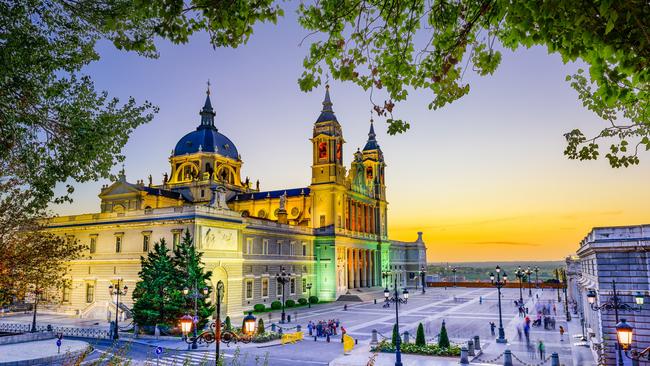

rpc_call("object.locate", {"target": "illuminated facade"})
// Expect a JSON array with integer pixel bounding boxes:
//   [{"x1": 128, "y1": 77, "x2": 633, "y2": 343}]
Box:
[{"x1": 46, "y1": 86, "x2": 426, "y2": 320}]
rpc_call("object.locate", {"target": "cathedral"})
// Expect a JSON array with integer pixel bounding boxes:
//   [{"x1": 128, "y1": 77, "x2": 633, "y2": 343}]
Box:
[{"x1": 46, "y1": 86, "x2": 427, "y2": 320}]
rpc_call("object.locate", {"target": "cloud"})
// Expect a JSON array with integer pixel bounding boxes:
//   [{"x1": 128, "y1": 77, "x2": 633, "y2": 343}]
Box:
[{"x1": 399, "y1": 215, "x2": 535, "y2": 231}]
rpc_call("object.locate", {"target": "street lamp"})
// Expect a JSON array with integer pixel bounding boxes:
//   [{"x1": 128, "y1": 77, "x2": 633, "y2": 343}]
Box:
[
  {"x1": 615, "y1": 319, "x2": 650, "y2": 366},
  {"x1": 384, "y1": 276, "x2": 409, "y2": 366},
  {"x1": 452, "y1": 267, "x2": 457, "y2": 287},
  {"x1": 181, "y1": 280, "x2": 255, "y2": 364},
  {"x1": 419, "y1": 266, "x2": 426, "y2": 294},
  {"x1": 526, "y1": 267, "x2": 532, "y2": 297},
  {"x1": 29, "y1": 287, "x2": 43, "y2": 333},
  {"x1": 306, "y1": 283, "x2": 313, "y2": 308},
  {"x1": 514, "y1": 267, "x2": 524, "y2": 304},
  {"x1": 489, "y1": 265, "x2": 508, "y2": 344},
  {"x1": 587, "y1": 280, "x2": 644, "y2": 366},
  {"x1": 182, "y1": 284, "x2": 209, "y2": 349},
  {"x1": 108, "y1": 279, "x2": 128, "y2": 340},
  {"x1": 558, "y1": 268, "x2": 571, "y2": 321},
  {"x1": 276, "y1": 266, "x2": 291, "y2": 323},
  {"x1": 534, "y1": 266, "x2": 539, "y2": 289}
]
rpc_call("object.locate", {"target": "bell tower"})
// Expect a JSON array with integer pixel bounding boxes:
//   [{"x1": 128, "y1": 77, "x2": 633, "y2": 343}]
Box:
[{"x1": 311, "y1": 85, "x2": 345, "y2": 185}]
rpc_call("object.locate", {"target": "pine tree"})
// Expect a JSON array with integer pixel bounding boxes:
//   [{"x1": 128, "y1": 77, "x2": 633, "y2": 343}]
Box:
[
  {"x1": 438, "y1": 320, "x2": 450, "y2": 348},
  {"x1": 257, "y1": 318, "x2": 265, "y2": 335},
  {"x1": 173, "y1": 229, "x2": 215, "y2": 330},
  {"x1": 416, "y1": 323, "x2": 426, "y2": 346},
  {"x1": 391, "y1": 323, "x2": 401, "y2": 346},
  {"x1": 132, "y1": 239, "x2": 185, "y2": 328}
]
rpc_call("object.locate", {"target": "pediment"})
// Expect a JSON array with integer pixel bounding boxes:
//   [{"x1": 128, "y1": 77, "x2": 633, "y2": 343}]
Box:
[{"x1": 99, "y1": 182, "x2": 142, "y2": 199}]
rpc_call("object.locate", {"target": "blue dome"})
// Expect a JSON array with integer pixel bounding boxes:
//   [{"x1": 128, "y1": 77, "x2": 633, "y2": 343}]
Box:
[
  {"x1": 173, "y1": 91, "x2": 240, "y2": 160},
  {"x1": 174, "y1": 127, "x2": 239, "y2": 160}
]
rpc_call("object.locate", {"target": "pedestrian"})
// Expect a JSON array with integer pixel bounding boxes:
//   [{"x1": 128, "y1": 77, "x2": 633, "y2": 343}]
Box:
[
  {"x1": 479, "y1": 296, "x2": 482, "y2": 304},
  {"x1": 490, "y1": 322, "x2": 496, "y2": 336},
  {"x1": 343, "y1": 304, "x2": 348, "y2": 311},
  {"x1": 538, "y1": 340, "x2": 545, "y2": 360},
  {"x1": 308, "y1": 321, "x2": 313, "y2": 336},
  {"x1": 553, "y1": 304, "x2": 556, "y2": 315},
  {"x1": 559, "y1": 325, "x2": 565, "y2": 341}
]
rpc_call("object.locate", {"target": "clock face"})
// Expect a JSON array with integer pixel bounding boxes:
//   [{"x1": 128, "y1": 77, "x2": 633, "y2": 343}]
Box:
[{"x1": 291, "y1": 207, "x2": 300, "y2": 217}]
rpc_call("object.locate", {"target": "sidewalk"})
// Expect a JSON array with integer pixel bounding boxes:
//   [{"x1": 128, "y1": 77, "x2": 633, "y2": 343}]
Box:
[
  {"x1": 329, "y1": 344, "x2": 496, "y2": 366},
  {"x1": 0, "y1": 338, "x2": 91, "y2": 365}
]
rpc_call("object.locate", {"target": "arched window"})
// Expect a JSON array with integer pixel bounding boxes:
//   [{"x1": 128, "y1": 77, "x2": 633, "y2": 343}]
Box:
[{"x1": 175, "y1": 163, "x2": 199, "y2": 182}]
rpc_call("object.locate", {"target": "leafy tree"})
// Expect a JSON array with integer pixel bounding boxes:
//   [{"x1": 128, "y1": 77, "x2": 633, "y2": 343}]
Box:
[
  {"x1": 173, "y1": 230, "x2": 215, "y2": 330},
  {"x1": 391, "y1": 323, "x2": 401, "y2": 346},
  {"x1": 438, "y1": 321, "x2": 450, "y2": 349},
  {"x1": 131, "y1": 239, "x2": 185, "y2": 328},
  {"x1": 416, "y1": 323, "x2": 426, "y2": 347},
  {"x1": 0, "y1": 179, "x2": 85, "y2": 307},
  {"x1": 296, "y1": 1, "x2": 650, "y2": 167}
]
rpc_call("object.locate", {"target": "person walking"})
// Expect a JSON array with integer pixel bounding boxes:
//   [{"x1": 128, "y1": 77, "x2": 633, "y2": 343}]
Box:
[
  {"x1": 490, "y1": 322, "x2": 496, "y2": 336},
  {"x1": 538, "y1": 340, "x2": 546, "y2": 360},
  {"x1": 559, "y1": 325, "x2": 565, "y2": 341}
]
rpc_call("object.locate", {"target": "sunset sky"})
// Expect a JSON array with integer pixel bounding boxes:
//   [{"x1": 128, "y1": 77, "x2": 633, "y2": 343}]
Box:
[{"x1": 51, "y1": 10, "x2": 650, "y2": 262}]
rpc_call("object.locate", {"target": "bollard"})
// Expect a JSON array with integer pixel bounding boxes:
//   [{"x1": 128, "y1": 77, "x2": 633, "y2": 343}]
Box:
[
  {"x1": 271, "y1": 323, "x2": 276, "y2": 332},
  {"x1": 551, "y1": 352, "x2": 559, "y2": 366},
  {"x1": 503, "y1": 349, "x2": 513, "y2": 366},
  {"x1": 297, "y1": 325, "x2": 301, "y2": 332},
  {"x1": 287, "y1": 315, "x2": 291, "y2": 323},
  {"x1": 314, "y1": 335, "x2": 317, "y2": 341},
  {"x1": 474, "y1": 335, "x2": 481, "y2": 351},
  {"x1": 278, "y1": 327, "x2": 283, "y2": 335},
  {"x1": 326, "y1": 334, "x2": 330, "y2": 343},
  {"x1": 370, "y1": 329, "x2": 378, "y2": 345},
  {"x1": 374, "y1": 299, "x2": 377, "y2": 304},
  {"x1": 459, "y1": 346, "x2": 469, "y2": 365},
  {"x1": 403, "y1": 331, "x2": 410, "y2": 344},
  {"x1": 468, "y1": 340, "x2": 475, "y2": 356},
  {"x1": 355, "y1": 339, "x2": 358, "y2": 345}
]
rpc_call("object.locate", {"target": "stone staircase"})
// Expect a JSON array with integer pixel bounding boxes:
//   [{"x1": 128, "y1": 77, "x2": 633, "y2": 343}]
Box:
[{"x1": 337, "y1": 287, "x2": 386, "y2": 302}]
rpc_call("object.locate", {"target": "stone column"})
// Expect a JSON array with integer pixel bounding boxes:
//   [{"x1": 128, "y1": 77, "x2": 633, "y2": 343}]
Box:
[
  {"x1": 360, "y1": 249, "x2": 367, "y2": 287},
  {"x1": 348, "y1": 248, "x2": 354, "y2": 289},
  {"x1": 354, "y1": 249, "x2": 361, "y2": 288},
  {"x1": 367, "y1": 250, "x2": 373, "y2": 287}
]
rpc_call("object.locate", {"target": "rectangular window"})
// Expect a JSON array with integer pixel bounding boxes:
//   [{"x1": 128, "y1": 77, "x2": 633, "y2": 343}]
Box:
[
  {"x1": 262, "y1": 278, "x2": 269, "y2": 298},
  {"x1": 290, "y1": 278, "x2": 296, "y2": 295},
  {"x1": 276, "y1": 281, "x2": 283, "y2": 297},
  {"x1": 302, "y1": 243, "x2": 307, "y2": 256},
  {"x1": 62, "y1": 285, "x2": 71, "y2": 302},
  {"x1": 302, "y1": 278, "x2": 307, "y2": 293},
  {"x1": 86, "y1": 283, "x2": 95, "y2": 303},
  {"x1": 246, "y1": 238, "x2": 253, "y2": 254},
  {"x1": 89, "y1": 236, "x2": 97, "y2": 254},
  {"x1": 262, "y1": 239, "x2": 269, "y2": 255},
  {"x1": 290, "y1": 241, "x2": 296, "y2": 256},
  {"x1": 277, "y1": 240, "x2": 283, "y2": 255},
  {"x1": 115, "y1": 236, "x2": 122, "y2": 253},
  {"x1": 245, "y1": 279, "x2": 254, "y2": 300},
  {"x1": 142, "y1": 234, "x2": 150, "y2": 252}
]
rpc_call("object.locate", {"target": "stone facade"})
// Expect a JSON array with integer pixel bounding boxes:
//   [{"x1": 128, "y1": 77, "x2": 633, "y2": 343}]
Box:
[
  {"x1": 569, "y1": 224, "x2": 649, "y2": 366},
  {"x1": 44, "y1": 86, "x2": 427, "y2": 322}
]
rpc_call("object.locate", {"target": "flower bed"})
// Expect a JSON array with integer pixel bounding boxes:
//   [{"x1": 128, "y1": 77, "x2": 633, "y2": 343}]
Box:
[
  {"x1": 371, "y1": 340, "x2": 461, "y2": 357},
  {"x1": 252, "y1": 331, "x2": 282, "y2": 343}
]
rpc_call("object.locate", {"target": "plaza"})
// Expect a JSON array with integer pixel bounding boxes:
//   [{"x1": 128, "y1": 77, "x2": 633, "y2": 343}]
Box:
[{"x1": 0, "y1": 286, "x2": 594, "y2": 365}]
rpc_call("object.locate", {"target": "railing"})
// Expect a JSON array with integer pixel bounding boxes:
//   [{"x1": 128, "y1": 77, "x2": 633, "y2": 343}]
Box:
[{"x1": 0, "y1": 323, "x2": 110, "y2": 339}]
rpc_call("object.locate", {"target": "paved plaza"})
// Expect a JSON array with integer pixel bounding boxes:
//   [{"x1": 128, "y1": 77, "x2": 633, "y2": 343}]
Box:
[{"x1": 0, "y1": 287, "x2": 595, "y2": 365}]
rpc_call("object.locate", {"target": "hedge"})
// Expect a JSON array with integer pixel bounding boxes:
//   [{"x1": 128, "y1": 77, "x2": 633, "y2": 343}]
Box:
[{"x1": 270, "y1": 301, "x2": 282, "y2": 310}]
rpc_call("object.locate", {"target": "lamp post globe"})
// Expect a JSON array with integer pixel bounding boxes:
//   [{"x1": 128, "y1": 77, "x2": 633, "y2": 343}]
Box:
[
  {"x1": 634, "y1": 292, "x2": 644, "y2": 306},
  {"x1": 243, "y1": 312, "x2": 257, "y2": 336},
  {"x1": 616, "y1": 319, "x2": 633, "y2": 351},
  {"x1": 180, "y1": 314, "x2": 194, "y2": 337}
]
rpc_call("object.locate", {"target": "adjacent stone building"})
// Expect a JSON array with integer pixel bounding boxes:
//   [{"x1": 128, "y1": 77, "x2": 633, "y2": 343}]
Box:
[
  {"x1": 569, "y1": 225, "x2": 649, "y2": 365},
  {"x1": 45, "y1": 86, "x2": 427, "y2": 321}
]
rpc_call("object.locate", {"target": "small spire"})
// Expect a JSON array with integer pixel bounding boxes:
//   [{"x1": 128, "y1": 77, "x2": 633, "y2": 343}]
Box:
[
  {"x1": 199, "y1": 82, "x2": 216, "y2": 129},
  {"x1": 322, "y1": 84, "x2": 333, "y2": 112}
]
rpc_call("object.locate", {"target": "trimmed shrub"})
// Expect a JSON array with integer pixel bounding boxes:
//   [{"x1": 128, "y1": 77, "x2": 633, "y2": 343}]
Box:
[
  {"x1": 416, "y1": 323, "x2": 426, "y2": 346},
  {"x1": 257, "y1": 318, "x2": 265, "y2": 335},
  {"x1": 253, "y1": 304, "x2": 266, "y2": 312},
  {"x1": 298, "y1": 298, "x2": 308, "y2": 305},
  {"x1": 438, "y1": 320, "x2": 450, "y2": 348},
  {"x1": 391, "y1": 323, "x2": 401, "y2": 346},
  {"x1": 270, "y1": 301, "x2": 282, "y2": 310},
  {"x1": 285, "y1": 299, "x2": 296, "y2": 308},
  {"x1": 224, "y1": 316, "x2": 232, "y2": 331},
  {"x1": 308, "y1": 296, "x2": 319, "y2": 304}
]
